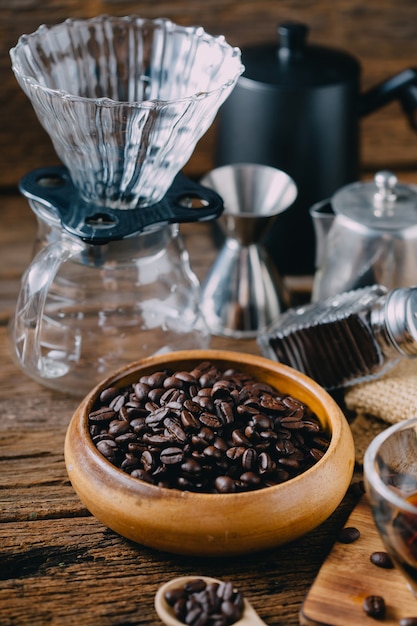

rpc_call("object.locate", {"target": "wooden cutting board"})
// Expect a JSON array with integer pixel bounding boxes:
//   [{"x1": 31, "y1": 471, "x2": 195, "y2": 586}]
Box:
[{"x1": 300, "y1": 496, "x2": 417, "y2": 625}]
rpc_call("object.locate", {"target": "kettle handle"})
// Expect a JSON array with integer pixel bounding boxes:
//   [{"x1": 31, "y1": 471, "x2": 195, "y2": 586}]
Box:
[
  {"x1": 359, "y1": 67, "x2": 417, "y2": 117},
  {"x1": 10, "y1": 238, "x2": 81, "y2": 381}
]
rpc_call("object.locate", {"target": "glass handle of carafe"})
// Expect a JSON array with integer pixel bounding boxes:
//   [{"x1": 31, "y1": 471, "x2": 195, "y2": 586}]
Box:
[{"x1": 10, "y1": 239, "x2": 80, "y2": 380}]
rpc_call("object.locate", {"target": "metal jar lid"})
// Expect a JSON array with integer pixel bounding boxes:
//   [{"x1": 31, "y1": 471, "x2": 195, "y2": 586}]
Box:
[
  {"x1": 385, "y1": 288, "x2": 417, "y2": 356},
  {"x1": 332, "y1": 170, "x2": 417, "y2": 230}
]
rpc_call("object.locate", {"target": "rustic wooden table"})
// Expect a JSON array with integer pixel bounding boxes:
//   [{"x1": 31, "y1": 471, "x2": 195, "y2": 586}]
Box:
[{"x1": 0, "y1": 192, "x2": 361, "y2": 626}]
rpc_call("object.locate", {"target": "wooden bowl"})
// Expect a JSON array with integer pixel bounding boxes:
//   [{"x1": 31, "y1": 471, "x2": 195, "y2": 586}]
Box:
[{"x1": 64, "y1": 350, "x2": 355, "y2": 557}]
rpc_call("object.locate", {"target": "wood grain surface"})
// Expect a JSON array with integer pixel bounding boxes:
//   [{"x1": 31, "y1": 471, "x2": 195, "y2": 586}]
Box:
[
  {"x1": 300, "y1": 496, "x2": 417, "y2": 626},
  {"x1": 2, "y1": 1, "x2": 417, "y2": 188},
  {"x1": 0, "y1": 192, "x2": 362, "y2": 625}
]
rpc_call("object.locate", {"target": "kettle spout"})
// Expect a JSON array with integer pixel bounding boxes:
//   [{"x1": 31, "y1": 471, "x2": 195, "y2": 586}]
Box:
[
  {"x1": 399, "y1": 83, "x2": 417, "y2": 132},
  {"x1": 359, "y1": 68, "x2": 417, "y2": 117}
]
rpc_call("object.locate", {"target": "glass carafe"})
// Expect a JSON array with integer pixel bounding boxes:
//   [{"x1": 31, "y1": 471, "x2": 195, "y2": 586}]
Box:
[{"x1": 11, "y1": 192, "x2": 209, "y2": 396}]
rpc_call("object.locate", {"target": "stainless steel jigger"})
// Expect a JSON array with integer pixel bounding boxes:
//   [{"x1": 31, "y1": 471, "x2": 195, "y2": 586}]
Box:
[{"x1": 199, "y1": 164, "x2": 297, "y2": 338}]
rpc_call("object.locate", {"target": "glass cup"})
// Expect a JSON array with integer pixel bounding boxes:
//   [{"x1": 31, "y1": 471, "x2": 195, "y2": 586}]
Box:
[{"x1": 364, "y1": 417, "x2": 417, "y2": 597}]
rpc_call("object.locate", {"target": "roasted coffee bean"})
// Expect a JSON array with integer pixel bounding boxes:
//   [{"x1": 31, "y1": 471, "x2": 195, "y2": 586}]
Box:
[
  {"x1": 99, "y1": 386, "x2": 120, "y2": 404},
  {"x1": 183, "y1": 399, "x2": 201, "y2": 413},
  {"x1": 89, "y1": 407, "x2": 116, "y2": 424},
  {"x1": 130, "y1": 468, "x2": 154, "y2": 483},
  {"x1": 236, "y1": 403, "x2": 260, "y2": 417},
  {"x1": 278, "y1": 456, "x2": 300, "y2": 470},
  {"x1": 89, "y1": 361, "x2": 331, "y2": 494},
  {"x1": 283, "y1": 396, "x2": 303, "y2": 410},
  {"x1": 309, "y1": 447, "x2": 325, "y2": 462},
  {"x1": 176, "y1": 371, "x2": 198, "y2": 384},
  {"x1": 160, "y1": 388, "x2": 181, "y2": 405},
  {"x1": 362, "y1": 595, "x2": 386, "y2": 619},
  {"x1": 181, "y1": 458, "x2": 202, "y2": 477},
  {"x1": 302, "y1": 419, "x2": 321, "y2": 433},
  {"x1": 129, "y1": 417, "x2": 147, "y2": 435},
  {"x1": 160, "y1": 447, "x2": 184, "y2": 465},
  {"x1": 181, "y1": 409, "x2": 200, "y2": 429},
  {"x1": 212, "y1": 380, "x2": 234, "y2": 400},
  {"x1": 226, "y1": 446, "x2": 245, "y2": 461},
  {"x1": 370, "y1": 551, "x2": 394, "y2": 569},
  {"x1": 141, "y1": 450, "x2": 157, "y2": 472},
  {"x1": 216, "y1": 400, "x2": 235, "y2": 425},
  {"x1": 143, "y1": 433, "x2": 171, "y2": 445},
  {"x1": 199, "y1": 412, "x2": 223, "y2": 429},
  {"x1": 337, "y1": 526, "x2": 360, "y2": 544},
  {"x1": 164, "y1": 417, "x2": 187, "y2": 443},
  {"x1": 120, "y1": 452, "x2": 141, "y2": 471},
  {"x1": 250, "y1": 414, "x2": 273, "y2": 430},
  {"x1": 231, "y1": 429, "x2": 251, "y2": 446},
  {"x1": 96, "y1": 439, "x2": 118, "y2": 463},
  {"x1": 258, "y1": 451, "x2": 276, "y2": 473},
  {"x1": 240, "y1": 471, "x2": 261, "y2": 488},
  {"x1": 108, "y1": 394, "x2": 125, "y2": 412},
  {"x1": 280, "y1": 416, "x2": 305, "y2": 429},
  {"x1": 193, "y1": 394, "x2": 214, "y2": 411},
  {"x1": 127, "y1": 442, "x2": 146, "y2": 456},
  {"x1": 133, "y1": 382, "x2": 150, "y2": 400},
  {"x1": 148, "y1": 387, "x2": 165, "y2": 403},
  {"x1": 215, "y1": 475, "x2": 236, "y2": 493},
  {"x1": 242, "y1": 447, "x2": 258, "y2": 470},
  {"x1": 199, "y1": 370, "x2": 220, "y2": 388},
  {"x1": 115, "y1": 432, "x2": 138, "y2": 447},
  {"x1": 400, "y1": 618, "x2": 417, "y2": 626},
  {"x1": 312, "y1": 435, "x2": 331, "y2": 451},
  {"x1": 146, "y1": 406, "x2": 171, "y2": 427},
  {"x1": 145, "y1": 371, "x2": 168, "y2": 387},
  {"x1": 275, "y1": 439, "x2": 295, "y2": 456},
  {"x1": 108, "y1": 419, "x2": 130, "y2": 436},
  {"x1": 162, "y1": 375, "x2": 185, "y2": 389},
  {"x1": 260, "y1": 396, "x2": 286, "y2": 412},
  {"x1": 213, "y1": 436, "x2": 228, "y2": 452}
]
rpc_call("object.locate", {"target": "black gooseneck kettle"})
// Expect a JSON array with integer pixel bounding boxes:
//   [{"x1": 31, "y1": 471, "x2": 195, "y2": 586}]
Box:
[{"x1": 216, "y1": 22, "x2": 417, "y2": 277}]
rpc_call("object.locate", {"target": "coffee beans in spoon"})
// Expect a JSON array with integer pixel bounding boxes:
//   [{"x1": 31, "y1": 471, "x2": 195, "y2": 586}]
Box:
[{"x1": 89, "y1": 361, "x2": 330, "y2": 493}]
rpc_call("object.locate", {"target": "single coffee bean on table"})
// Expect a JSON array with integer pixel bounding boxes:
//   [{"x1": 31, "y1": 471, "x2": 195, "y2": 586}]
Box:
[
  {"x1": 337, "y1": 526, "x2": 361, "y2": 544},
  {"x1": 362, "y1": 595, "x2": 386, "y2": 619},
  {"x1": 88, "y1": 361, "x2": 331, "y2": 493},
  {"x1": 370, "y1": 551, "x2": 394, "y2": 569}
]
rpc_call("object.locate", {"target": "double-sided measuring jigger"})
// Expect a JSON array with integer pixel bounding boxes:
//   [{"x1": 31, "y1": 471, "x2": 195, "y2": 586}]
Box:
[{"x1": 199, "y1": 164, "x2": 297, "y2": 338}]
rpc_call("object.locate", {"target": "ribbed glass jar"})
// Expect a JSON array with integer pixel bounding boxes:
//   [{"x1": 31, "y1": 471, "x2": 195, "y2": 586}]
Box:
[{"x1": 258, "y1": 285, "x2": 417, "y2": 389}]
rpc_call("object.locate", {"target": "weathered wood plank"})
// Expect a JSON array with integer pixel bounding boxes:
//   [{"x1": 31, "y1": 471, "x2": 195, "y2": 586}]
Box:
[{"x1": 0, "y1": 503, "x2": 356, "y2": 626}]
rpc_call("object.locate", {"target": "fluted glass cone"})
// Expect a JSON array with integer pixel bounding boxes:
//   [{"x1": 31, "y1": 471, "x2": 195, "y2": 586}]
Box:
[{"x1": 10, "y1": 16, "x2": 243, "y2": 209}]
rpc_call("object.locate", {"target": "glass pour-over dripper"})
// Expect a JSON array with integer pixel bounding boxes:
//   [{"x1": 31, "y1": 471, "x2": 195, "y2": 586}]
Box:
[{"x1": 8, "y1": 16, "x2": 243, "y2": 395}]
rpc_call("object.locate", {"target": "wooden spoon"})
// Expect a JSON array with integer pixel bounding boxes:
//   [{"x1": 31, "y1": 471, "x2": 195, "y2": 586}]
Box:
[{"x1": 155, "y1": 575, "x2": 267, "y2": 625}]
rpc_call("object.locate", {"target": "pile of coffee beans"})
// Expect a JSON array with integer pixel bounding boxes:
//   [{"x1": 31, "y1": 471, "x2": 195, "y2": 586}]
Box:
[
  {"x1": 164, "y1": 578, "x2": 243, "y2": 625},
  {"x1": 88, "y1": 361, "x2": 331, "y2": 493}
]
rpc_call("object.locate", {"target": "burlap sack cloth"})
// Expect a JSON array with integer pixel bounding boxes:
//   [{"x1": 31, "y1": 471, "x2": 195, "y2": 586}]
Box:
[{"x1": 344, "y1": 358, "x2": 417, "y2": 465}]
